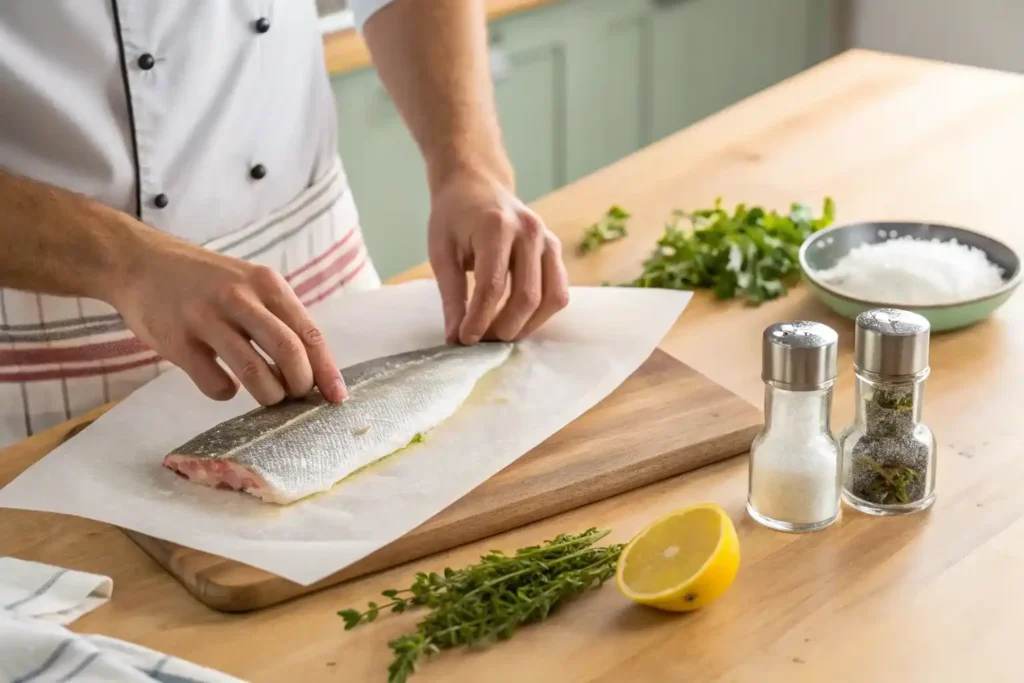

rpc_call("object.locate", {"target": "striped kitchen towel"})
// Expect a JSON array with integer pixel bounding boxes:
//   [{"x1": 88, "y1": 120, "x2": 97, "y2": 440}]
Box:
[{"x1": 0, "y1": 557, "x2": 247, "y2": 683}]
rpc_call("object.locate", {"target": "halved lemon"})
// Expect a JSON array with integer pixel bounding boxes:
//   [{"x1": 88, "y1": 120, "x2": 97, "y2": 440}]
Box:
[{"x1": 615, "y1": 502, "x2": 740, "y2": 611}]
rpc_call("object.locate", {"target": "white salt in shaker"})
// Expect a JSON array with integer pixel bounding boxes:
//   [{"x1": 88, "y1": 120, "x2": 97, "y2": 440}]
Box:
[{"x1": 748, "y1": 321, "x2": 840, "y2": 532}]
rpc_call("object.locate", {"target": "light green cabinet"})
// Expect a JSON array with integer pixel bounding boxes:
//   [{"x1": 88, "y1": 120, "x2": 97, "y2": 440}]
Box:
[
  {"x1": 332, "y1": 0, "x2": 840, "y2": 280},
  {"x1": 333, "y1": 69, "x2": 430, "y2": 282},
  {"x1": 488, "y1": 9, "x2": 572, "y2": 204},
  {"x1": 649, "y1": 0, "x2": 824, "y2": 142},
  {"x1": 562, "y1": 0, "x2": 650, "y2": 182},
  {"x1": 333, "y1": 2, "x2": 575, "y2": 279}
]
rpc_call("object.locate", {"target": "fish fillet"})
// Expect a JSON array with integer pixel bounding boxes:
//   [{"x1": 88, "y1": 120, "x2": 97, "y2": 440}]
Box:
[{"x1": 163, "y1": 342, "x2": 514, "y2": 504}]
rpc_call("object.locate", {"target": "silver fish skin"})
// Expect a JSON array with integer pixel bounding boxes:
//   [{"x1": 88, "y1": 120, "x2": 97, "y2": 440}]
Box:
[{"x1": 163, "y1": 342, "x2": 514, "y2": 504}]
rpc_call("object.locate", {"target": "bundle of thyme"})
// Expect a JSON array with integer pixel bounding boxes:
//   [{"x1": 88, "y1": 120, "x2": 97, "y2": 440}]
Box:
[{"x1": 339, "y1": 528, "x2": 623, "y2": 683}]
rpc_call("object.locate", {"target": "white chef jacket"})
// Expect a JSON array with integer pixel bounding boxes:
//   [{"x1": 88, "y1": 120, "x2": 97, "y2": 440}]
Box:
[{"x1": 0, "y1": 0, "x2": 395, "y2": 449}]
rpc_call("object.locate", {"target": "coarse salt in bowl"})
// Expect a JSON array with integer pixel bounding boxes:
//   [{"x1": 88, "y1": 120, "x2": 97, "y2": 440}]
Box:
[
  {"x1": 799, "y1": 222, "x2": 1021, "y2": 332},
  {"x1": 814, "y1": 236, "x2": 1005, "y2": 306}
]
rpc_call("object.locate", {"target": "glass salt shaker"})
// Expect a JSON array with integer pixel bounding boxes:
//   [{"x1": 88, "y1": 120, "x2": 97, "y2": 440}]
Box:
[
  {"x1": 748, "y1": 321, "x2": 840, "y2": 533},
  {"x1": 841, "y1": 308, "x2": 936, "y2": 515}
]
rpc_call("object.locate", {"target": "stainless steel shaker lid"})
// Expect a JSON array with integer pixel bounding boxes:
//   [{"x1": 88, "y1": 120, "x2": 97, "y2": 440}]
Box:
[
  {"x1": 762, "y1": 321, "x2": 838, "y2": 390},
  {"x1": 855, "y1": 308, "x2": 930, "y2": 378}
]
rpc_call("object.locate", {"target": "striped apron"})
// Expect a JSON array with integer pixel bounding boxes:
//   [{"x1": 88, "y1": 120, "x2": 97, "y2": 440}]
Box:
[{"x1": 0, "y1": 159, "x2": 380, "y2": 449}]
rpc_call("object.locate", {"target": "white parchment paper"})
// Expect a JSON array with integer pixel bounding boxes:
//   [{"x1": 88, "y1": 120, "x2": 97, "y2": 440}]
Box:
[{"x1": 0, "y1": 281, "x2": 691, "y2": 585}]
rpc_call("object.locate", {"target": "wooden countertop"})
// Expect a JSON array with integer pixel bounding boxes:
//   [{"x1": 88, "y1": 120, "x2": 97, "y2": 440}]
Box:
[
  {"x1": 3, "y1": 49, "x2": 1024, "y2": 681},
  {"x1": 323, "y1": 0, "x2": 556, "y2": 74}
]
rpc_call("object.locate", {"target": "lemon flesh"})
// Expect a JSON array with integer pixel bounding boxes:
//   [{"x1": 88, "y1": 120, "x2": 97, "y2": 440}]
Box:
[{"x1": 616, "y1": 503, "x2": 740, "y2": 612}]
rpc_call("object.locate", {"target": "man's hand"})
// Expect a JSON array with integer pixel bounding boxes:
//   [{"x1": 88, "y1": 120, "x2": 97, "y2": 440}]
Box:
[
  {"x1": 108, "y1": 237, "x2": 346, "y2": 406},
  {"x1": 429, "y1": 170, "x2": 569, "y2": 345},
  {"x1": 361, "y1": 0, "x2": 570, "y2": 346},
  {"x1": 0, "y1": 170, "x2": 343, "y2": 406}
]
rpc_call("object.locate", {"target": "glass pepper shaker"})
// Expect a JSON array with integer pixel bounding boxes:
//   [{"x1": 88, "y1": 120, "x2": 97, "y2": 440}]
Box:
[
  {"x1": 841, "y1": 308, "x2": 936, "y2": 515},
  {"x1": 748, "y1": 321, "x2": 840, "y2": 533}
]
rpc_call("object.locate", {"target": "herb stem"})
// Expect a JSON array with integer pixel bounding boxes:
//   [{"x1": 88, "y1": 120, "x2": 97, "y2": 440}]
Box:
[
  {"x1": 339, "y1": 528, "x2": 622, "y2": 683},
  {"x1": 453, "y1": 539, "x2": 614, "y2": 605}
]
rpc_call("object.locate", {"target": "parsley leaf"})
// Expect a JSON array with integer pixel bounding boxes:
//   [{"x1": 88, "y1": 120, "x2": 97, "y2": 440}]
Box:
[
  {"x1": 626, "y1": 197, "x2": 834, "y2": 305},
  {"x1": 578, "y1": 205, "x2": 630, "y2": 254}
]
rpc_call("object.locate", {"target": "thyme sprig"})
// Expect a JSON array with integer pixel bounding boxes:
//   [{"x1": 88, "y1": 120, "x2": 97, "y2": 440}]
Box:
[{"x1": 339, "y1": 528, "x2": 623, "y2": 682}]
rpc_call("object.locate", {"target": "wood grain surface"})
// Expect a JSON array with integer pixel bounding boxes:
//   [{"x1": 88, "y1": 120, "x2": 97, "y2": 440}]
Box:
[
  {"x1": 3, "y1": 50, "x2": 1024, "y2": 682},
  {"x1": 122, "y1": 350, "x2": 760, "y2": 612}
]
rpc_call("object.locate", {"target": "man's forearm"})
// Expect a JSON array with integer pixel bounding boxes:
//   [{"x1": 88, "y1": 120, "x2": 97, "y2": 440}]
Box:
[
  {"x1": 0, "y1": 170, "x2": 146, "y2": 302},
  {"x1": 362, "y1": 0, "x2": 514, "y2": 193}
]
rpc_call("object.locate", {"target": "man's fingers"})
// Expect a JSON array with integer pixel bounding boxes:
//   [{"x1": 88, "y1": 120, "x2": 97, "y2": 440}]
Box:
[
  {"x1": 293, "y1": 313, "x2": 346, "y2": 402},
  {"x1": 226, "y1": 292, "x2": 314, "y2": 399},
  {"x1": 255, "y1": 271, "x2": 346, "y2": 403},
  {"x1": 488, "y1": 218, "x2": 544, "y2": 341},
  {"x1": 202, "y1": 321, "x2": 286, "y2": 406},
  {"x1": 520, "y1": 236, "x2": 570, "y2": 337},
  {"x1": 280, "y1": 308, "x2": 345, "y2": 403},
  {"x1": 173, "y1": 339, "x2": 240, "y2": 402},
  {"x1": 430, "y1": 244, "x2": 469, "y2": 343},
  {"x1": 459, "y1": 215, "x2": 514, "y2": 345}
]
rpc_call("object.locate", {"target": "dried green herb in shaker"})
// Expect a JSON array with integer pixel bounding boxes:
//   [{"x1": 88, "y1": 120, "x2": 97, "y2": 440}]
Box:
[{"x1": 840, "y1": 308, "x2": 937, "y2": 514}]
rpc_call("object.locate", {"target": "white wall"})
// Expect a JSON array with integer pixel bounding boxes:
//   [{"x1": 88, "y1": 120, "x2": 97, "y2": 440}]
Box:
[{"x1": 848, "y1": 0, "x2": 1024, "y2": 73}]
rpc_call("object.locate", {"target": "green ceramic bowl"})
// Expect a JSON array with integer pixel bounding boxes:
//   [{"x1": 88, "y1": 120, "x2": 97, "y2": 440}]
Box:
[{"x1": 799, "y1": 221, "x2": 1021, "y2": 332}]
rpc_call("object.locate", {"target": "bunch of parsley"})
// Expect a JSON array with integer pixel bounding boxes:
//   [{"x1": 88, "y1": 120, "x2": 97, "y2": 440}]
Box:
[{"x1": 583, "y1": 198, "x2": 835, "y2": 305}]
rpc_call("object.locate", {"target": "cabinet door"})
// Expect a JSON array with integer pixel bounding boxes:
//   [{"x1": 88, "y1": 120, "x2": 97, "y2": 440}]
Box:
[
  {"x1": 332, "y1": 69, "x2": 430, "y2": 282},
  {"x1": 488, "y1": 7, "x2": 571, "y2": 204},
  {"x1": 649, "y1": 0, "x2": 822, "y2": 142},
  {"x1": 332, "y1": 10, "x2": 571, "y2": 280},
  {"x1": 562, "y1": 0, "x2": 651, "y2": 182}
]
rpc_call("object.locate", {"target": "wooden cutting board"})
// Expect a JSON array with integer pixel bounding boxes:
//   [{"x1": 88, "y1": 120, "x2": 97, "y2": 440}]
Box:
[{"x1": 124, "y1": 350, "x2": 761, "y2": 612}]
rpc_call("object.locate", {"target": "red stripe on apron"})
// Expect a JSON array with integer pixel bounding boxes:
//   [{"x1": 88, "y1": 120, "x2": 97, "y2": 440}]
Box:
[
  {"x1": 285, "y1": 226, "x2": 357, "y2": 284},
  {"x1": 0, "y1": 354, "x2": 161, "y2": 382},
  {"x1": 303, "y1": 256, "x2": 370, "y2": 308},
  {"x1": 0, "y1": 338, "x2": 150, "y2": 366},
  {"x1": 293, "y1": 235, "x2": 363, "y2": 300}
]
